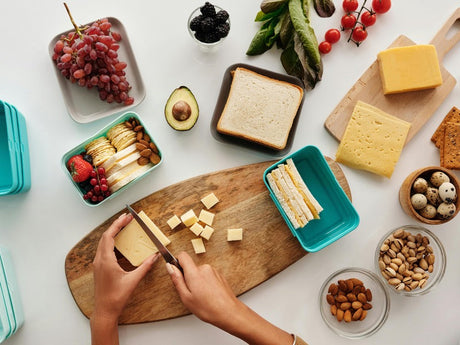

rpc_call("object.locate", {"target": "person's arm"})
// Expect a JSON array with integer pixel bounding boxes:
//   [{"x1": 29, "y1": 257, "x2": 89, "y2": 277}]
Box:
[
  {"x1": 167, "y1": 252, "x2": 297, "y2": 345},
  {"x1": 90, "y1": 213, "x2": 160, "y2": 345}
]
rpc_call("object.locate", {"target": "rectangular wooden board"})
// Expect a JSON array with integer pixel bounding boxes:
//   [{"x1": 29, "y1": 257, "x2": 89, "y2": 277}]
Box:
[
  {"x1": 65, "y1": 159, "x2": 351, "y2": 324},
  {"x1": 324, "y1": 35, "x2": 457, "y2": 143}
]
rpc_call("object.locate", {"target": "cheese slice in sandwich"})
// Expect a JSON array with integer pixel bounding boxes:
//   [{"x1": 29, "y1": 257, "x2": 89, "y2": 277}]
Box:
[
  {"x1": 217, "y1": 67, "x2": 303, "y2": 150},
  {"x1": 107, "y1": 161, "x2": 145, "y2": 186},
  {"x1": 110, "y1": 163, "x2": 153, "y2": 192},
  {"x1": 106, "y1": 151, "x2": 141, "y2": 176},
  {"x1": 267, "y1": 173, "x2": 300, "y2": 229}
]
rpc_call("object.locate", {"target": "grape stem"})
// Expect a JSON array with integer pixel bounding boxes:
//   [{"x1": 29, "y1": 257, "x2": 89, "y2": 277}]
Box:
[{"x1": 63, "y1": 2, "x2": 83, "y2": 39}]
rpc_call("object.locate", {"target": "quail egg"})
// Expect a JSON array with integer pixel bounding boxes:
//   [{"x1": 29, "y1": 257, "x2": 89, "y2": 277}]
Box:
[
  {"x1": 438, "y1": 182, "x2": 457, "y2": 203},
  {"x1": 430, "y1": 171, "x2": 450, "y2": 187},
  {"x1": 412, "y1": 177, "x2": 428, "y2": 194},
  {"x1": 419, "y1": 204, "x2": 437, "y2": 219},
  {"x1": 437, "y1": 202, "x2": 456, "y2": 219},
  {"x1": 411, "y1": 193, "x2": 427, "y2": 210},
  {"x1": 425, "y1": 187, "x2": 441, "y2": 206}
]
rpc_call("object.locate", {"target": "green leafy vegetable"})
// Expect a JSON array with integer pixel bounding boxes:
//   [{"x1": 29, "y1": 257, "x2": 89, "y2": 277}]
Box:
[{"x1": 260, "y1": 0, "x2": 289, "y2": 14}]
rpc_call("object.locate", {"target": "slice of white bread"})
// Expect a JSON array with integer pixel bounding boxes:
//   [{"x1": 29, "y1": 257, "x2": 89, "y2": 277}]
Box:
[{"x1": 217, "y1": 67, "x2": 303, "y2": 150}]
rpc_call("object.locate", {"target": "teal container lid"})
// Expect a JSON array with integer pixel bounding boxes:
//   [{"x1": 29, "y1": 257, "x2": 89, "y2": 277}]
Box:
[
  {"x1": 0, "y1": 101, "x2": 20, "y2": 195},
  {"x1": 10, "y1": 105, "x2": 31, "y2": 194},
  {"x1": 263, "y1": 145, "x2": 360, "y2": 252}
]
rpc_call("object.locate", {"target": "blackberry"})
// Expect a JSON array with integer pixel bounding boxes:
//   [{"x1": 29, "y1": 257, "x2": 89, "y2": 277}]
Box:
[
  {"x1": 200, "y1": 2, "x2": 216, "y2": 17},
  {"x1": 203, "y1": 31, "x2": 220, "y2": 43},
  {"x1": 194, "y1": 31, "x2": 206, "y2": 43},
  {"x1": 200, "y1": 17, "x2": 215, "y2": 33},
  {"x1": 216, "y1": 23, "x2": 230, "y2": 38},
  {"x1": 215, "y1": 10, "x2": 229, "y2": 24},
  {"x1": 83, "y1": 154, "x2": 93, "y2": 164},
  {"x1": 189, "y1": 15, "x2": 203, "y2": 32}
]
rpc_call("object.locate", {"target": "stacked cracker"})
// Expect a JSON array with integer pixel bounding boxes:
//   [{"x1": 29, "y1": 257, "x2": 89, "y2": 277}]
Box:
[
  {"x1": 431, "y1": 106, "x2": 460, "y2": 169},
  {"x1": 85, "y1": 137, "x2": 116, "y2": 167},
  {"x1": 266, "y1": 159, "x2": 322, "y2": 229}
]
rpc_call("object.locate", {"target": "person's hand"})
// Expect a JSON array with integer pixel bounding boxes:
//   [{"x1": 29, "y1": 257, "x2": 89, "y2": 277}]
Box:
[
  {"x1": 166, "y1": 251, "x2": 244, "y2": 329},
  {"x1": 166, "y1": 252, "x2": 294, "y2": 345},
  {"x1": 92, "y1": 213, "x2": 160, "y2": 322}
]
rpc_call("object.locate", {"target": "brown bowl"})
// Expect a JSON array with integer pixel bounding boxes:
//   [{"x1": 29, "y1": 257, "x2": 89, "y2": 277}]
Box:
[{"x1": 399, "y1": 166, "x2": 460, "y2": 224}]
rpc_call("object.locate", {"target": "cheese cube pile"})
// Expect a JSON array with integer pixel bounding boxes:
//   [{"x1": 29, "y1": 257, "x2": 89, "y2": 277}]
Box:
[{"x1": 336, "y1": 101, "x2": 411, "y2": 178}]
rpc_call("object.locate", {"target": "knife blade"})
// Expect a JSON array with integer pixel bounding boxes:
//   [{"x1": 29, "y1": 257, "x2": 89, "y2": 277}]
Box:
[{"x1": 126, "y1": 204, "x2": 183, "y2": 274}]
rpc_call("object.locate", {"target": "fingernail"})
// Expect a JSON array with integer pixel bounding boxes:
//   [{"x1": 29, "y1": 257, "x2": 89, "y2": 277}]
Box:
[
  {"x1": 165, "y1": 263, "x2": 175, "y2": 275},
  {"x1": 118, "y1": 213, "x2": 127, "y2": 219}
]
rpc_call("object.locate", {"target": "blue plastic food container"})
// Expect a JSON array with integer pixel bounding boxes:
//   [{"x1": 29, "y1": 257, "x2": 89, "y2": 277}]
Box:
[
  {"x1": 61, "y1": 111, "x2": 162, "y2": 206},
  {"x1": 263, "y1": 145, "x2": 360, "y2": 252}
]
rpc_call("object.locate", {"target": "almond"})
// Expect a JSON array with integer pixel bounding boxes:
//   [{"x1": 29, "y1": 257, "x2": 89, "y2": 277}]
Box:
[
  {"x1": 335, "y1": 295, "x2": 347, "y2": 303},
  {"x1": 338, "y1": 280, "x2": 347, "y2": 292},
  {"x1": 351, "y1": 301, "x2": 362, "y2": 310},
  {"x1": 125, "y1": 121, "x2": 133, "y2": 129},
  {"x1": 330, "y1": 304, "x2": 337, "y2": 316},
  {"x1": 134, "y1": 125, "x2": 143, "y2": 132},
  {"x1": 328, "y1": 283, "x2": 338, "y2": 295},
  {"x1": 136, "y1": 143, "x2": 148, "y2": 151},
  {"x1": 363, "y1": 303, "x2": 372, "y2": 310},
  {"x1": 340, "y1": 302, "x2": 351, "y2": 311},
  {"x1": 150, "y1": 142, "x2": 159, "y2": 153},
  {"x1": 150, "y1": 153, "x2": 161, "y2": 164},
  {"x1": 326, "y1": 294, "x2": 335, "y2": 305},
  {"x1": 140, "y1": 149, "x2": 153, "y2": 157},
  {"x1": 336, "y1": 309, "x2": 344, "y2": 322},
  {"x1": 344, "y1": 310, "x2": 352, "y2": 322},
  {"x1": 143, "y1": 133, "x2": 150, "y2": 142},
  {"x1": 352, "y1": 308, "x2": 362, "y2": 321},
  {"x1": 346, "y1": 293, "x2": 357, "y2": 302},
  {"x1": 360, "y1": 309, "x2": 367, "y2": 321},
  {"x1": 136, "y1": 132, "x2": 144, "y2": 141},
  {"x1": 357, "y1": 293, "x2": 367, "y2": 304},
  {"x1": 137, "y1": 157, "x2": 150, "y2": 166},
  {"x1": 138, "y1": 139, "x2": 150, "y2": 147}
]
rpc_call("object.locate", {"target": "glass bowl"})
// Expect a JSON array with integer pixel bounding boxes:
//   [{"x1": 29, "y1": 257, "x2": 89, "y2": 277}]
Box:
[
  {"x1": 375, "y1": 225, "x2": 446, "y2": 296},
  {"x1": 187, "y1": 4, "x2": 230, "y2": 51},
  {"x1": 319, "y1": 268, "x2": 390, "y2": 339}
]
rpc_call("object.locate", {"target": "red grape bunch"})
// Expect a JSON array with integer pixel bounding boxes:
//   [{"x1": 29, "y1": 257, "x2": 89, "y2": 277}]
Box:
[{"x1": 52, "y1": 4, "x2": 134, "y2": 105}]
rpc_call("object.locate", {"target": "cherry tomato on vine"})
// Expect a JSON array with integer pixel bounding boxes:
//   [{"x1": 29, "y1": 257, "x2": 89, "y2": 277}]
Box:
[
  {"x1": 341, "y1": 14, "x2": 357, "y2": 30},
  {"x1": 325, "y1": 29, "x2": 341, "y2": 44},
  {"x1": 352, "y1": 26, "x2": 368, "y2": 42},
  {"x1": 361, "y1": 11, "x2": 377, "y2": 26},
  {"x1": 319, "y1": 41, "x2": 332, "y2": 54},
  {"x1": 342, "y1": 0, "x2": 358, "y2": 12},
  {"x1": 372, "y1": 0, "x2": 391, "y2": 14}
]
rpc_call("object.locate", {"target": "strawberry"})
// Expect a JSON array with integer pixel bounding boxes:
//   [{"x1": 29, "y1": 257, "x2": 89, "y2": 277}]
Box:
[{"x1": 67, "y1": 154, "x2": 93, "y2": 182}]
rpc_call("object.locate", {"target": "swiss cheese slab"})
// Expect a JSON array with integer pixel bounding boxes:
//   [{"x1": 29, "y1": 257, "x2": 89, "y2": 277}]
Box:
[
  {"x1": 336, "y1": 101, "x2": 410, "y2": 178},
  {"x1": 114, "y1": 211, "x2": 171, "y2": 266}
]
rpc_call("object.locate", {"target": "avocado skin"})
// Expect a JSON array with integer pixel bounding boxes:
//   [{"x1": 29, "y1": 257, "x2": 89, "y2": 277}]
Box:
[{"x1": 164, "y1": 86, "x2": 199, "y2": 131}]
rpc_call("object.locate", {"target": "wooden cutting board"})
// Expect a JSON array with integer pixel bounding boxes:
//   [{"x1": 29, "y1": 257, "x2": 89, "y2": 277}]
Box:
[
  {"x1": 324, "y1": 8, "x2": 460, "y2": 143},
  {"x1": 65, "y1": 158, "x2": 351, "y2": 324}
]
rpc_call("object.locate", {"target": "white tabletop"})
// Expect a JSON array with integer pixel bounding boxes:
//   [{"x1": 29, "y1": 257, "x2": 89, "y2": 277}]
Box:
[{"x1": 1, "y1": 0, "x2": 460, "y2": 344}]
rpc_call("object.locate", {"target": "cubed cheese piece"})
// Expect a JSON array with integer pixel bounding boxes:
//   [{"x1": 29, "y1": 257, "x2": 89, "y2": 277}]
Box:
[
  {"x1": 377, "y1": 45, "x2": 442, "y2": 95},
  {"x1": 191, "y1": 238, "x2": 206, "y2": 254},
  {"x1": 190, "y1": 222, "x2": 204, "y2": 236},
  {"x1": 181, "y1": 209, "x2": 198, "y2": 227},
  {"x1": 114, "y1": 211, "x2": 171, "y2": 266},
  {"x1": 336, "y1": 101, "x2": 411, "y2": 178},
  {"x1": 201, "y1": 193, "x2": 219, "y2": 209},
  {"x1": 200, "y1": 225, "x2": 215, "y2": 240},
  {"x1": 166, "y1": 215, "x2": 181, "y2": 230},
  {"x1": 227, "y1": 228, "x2": 243, "y2": 241},
  {"x1": 199, "y1": 209, "x2": 215, "y2": 226}
]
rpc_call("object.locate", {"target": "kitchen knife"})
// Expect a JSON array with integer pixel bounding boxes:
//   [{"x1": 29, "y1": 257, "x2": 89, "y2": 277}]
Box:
[{"x1": 126, "y1": 204, "x2": 183, "y2": 274}]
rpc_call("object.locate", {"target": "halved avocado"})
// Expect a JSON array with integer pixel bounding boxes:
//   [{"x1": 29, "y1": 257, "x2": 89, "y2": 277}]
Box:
[{"x1": 164, "y1": 86, "x2": 199, "y2": 131}]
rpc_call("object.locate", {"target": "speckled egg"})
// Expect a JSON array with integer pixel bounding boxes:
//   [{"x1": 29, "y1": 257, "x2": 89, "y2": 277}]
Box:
[
  {"x1": 425, "y1": 187, "x2": 442, "y2": 206},
  {"x1": 430, "y1": 171, "x2": 450, "y2": 187},
  {"x1": 438, "y1": 182, "x2": 457, "y2": 203},
  {"x1": 411, "y1": 193, "x2": 427, "y2": 210},
  {"x1": 437, "y1": 202, "x2": 456, "y2": 219},
  {"x1": 419, "y1": 204, "x2": 437, "y2": 219},
  {"x1": 412, "y1": 177, "x2": 428, "y2": 194}
]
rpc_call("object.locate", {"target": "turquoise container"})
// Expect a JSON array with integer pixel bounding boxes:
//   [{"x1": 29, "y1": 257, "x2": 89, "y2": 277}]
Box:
[{"x1": 263, "y1": 145, "x2": 360, "y2": 252}]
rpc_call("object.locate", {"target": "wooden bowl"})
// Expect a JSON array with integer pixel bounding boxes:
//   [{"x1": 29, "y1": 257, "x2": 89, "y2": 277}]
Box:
[{"x1": 399, "y1": 166, "x2": 460, "y2": 225}]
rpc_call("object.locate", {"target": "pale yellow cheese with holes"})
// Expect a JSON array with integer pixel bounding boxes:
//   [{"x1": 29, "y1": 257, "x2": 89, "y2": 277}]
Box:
[
  {"x1": 166, "y1": 215, "x2": 181, "y2": 230},
  {"x1": 227, "y1": 228, "x2": 243, "y2": 241},
  {"x1": 201, "y1": 225, "x2": 215, "y2": 240},
  {"x1": 199, "y1": 209, "x2": 215, "y2": 226},
  {"x1": 181, "y1": 209, "x2": 198, "y2": 227},
  {"x1": 378, "y1": 45, "x2": 442, "y2": 95},
  {"x1": 201, "y1": 193, "x2": 219, "y2": 209},
  {"x1": 114, "y1": 211, "x2": 171, "y2": 266},
  {"x1": 336, "y1": 101, "x2": 411, "y2": 178},
  {"x1": 191, "y1": 238, "x2": 206, "y2": 254}
]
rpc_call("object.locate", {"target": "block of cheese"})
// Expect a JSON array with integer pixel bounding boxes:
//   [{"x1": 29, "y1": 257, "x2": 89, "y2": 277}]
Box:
[
  {"x1": 199, "y1": 209, "x2": 215, "y2": 226},
  {"x1": 336, "y1": 101, "x2": 411, "y2": 178},
  {"x1": 200, "y1": 225, "x2": 215, "y2": 240},
  {"x1": 181, "y1": 209, "x2": 198, "y2": 227},
  {"x1": 191, "y1": 238, "x2": 206, "y2": 254},
  {"x1": 201, "y1": 193, "x2": 219, "y2": 209},
  {"x1": 190, "y1": 222, "x2": 204, "y2": 236},
  {"x1": 227, "y1": 228, "x2": 243, "y2": 241},
  {"x1": 114, "y1": 211, "x2": 171, "y2": 266},
  {"x1": 166, "y1": 215, "x2": 181, "y2": 230},
  {"x1": 377, "y1": 45, "x2": 442, "y2": 95}
]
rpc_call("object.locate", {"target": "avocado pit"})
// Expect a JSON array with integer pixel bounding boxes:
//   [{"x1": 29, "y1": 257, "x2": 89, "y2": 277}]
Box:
[{"x1": 172, "y1": 101, "x2": 192, "y2": 121}]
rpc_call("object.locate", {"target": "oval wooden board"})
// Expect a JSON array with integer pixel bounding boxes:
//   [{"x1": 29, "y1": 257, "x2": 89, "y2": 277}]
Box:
[{"x1": 65, "y1": 158, "x2": 351, "y2": 324}]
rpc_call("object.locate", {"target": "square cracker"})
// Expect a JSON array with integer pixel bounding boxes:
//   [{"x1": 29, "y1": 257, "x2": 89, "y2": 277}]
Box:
[
  {"x1": 431, "y1": 106, "x2": 460, "y2": 148},
  {"x1": 442, "y1": 122, "x2": 460, "y2": 169}
]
